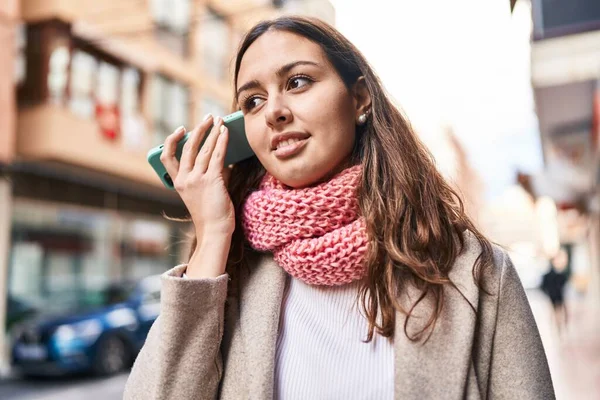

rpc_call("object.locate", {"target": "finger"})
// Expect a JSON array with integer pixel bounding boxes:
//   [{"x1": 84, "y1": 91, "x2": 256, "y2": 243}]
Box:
[
  {"x1": 207, "y1": 126, "x2": 229, "y2": 175},
  {"x1": 194, "y1": 117, "x2": 224, "y2": 174},
  {"x1": 160, "y1": 126, "x2": 186, "y2": 181},
  {"x1": 180, "y1": 114, "x2": 214, "y2": 173}
]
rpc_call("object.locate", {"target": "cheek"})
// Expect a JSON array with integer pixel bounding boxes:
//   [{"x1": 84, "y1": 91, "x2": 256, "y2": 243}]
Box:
[
  {"x1": 309, "y1": 88, "x2": 355, "y2": 131},
  {"x1": 244, "y1": 118, "x2": 269, "y2": 155},
  {"x1": 314, "y1": 99, "x2": 356, "y2": 143}
]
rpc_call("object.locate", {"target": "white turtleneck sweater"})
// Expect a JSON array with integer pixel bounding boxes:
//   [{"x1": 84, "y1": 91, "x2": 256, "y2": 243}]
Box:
[{"x1": 274, "y1": 276, "x2": 395, "y2": 399}]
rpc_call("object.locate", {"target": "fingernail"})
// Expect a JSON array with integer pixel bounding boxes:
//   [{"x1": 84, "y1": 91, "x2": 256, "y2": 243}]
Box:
[
  {"x1": 175, "y1": 125, "x2": 185, "y2": 134},
  {"x1": 215, "y1": 116, "x2": 222, "y2": 124},
  {"x1": 219, "y1": 125, "x2": 226, "y2": 135},
  {"x1": 203, "y1": 113, "x2": 212, "y2": 121}
]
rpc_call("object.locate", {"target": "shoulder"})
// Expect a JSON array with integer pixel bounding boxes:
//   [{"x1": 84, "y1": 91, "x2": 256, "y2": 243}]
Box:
[
  {"x1": 453, "y1": 230, "x2": 507, "y2": 278},
  {"x1": 449, "y1": 230, "x2": 513, "y2": 302}
]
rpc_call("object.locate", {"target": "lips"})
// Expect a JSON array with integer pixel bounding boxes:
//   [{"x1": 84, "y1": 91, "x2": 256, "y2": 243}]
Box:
[
  {"x1": 271, "y1": 132, "x2": 311, "y2": 151},
  {"x1": 276, "y1": 137, "x2": 304, "y2": 149},
  {"x1": 271, "y1": 132, "x2": 310, "y2": 159}
]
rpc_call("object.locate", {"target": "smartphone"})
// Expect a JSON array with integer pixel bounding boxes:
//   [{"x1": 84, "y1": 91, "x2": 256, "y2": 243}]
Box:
[{"x1": 147, "y1": 110, "x2": 255, "y2": 189}]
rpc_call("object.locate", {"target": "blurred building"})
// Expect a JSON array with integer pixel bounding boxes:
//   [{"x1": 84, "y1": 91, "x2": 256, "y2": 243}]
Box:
[
  {"x1": 0, "y1": 0, "x2": 19, "y2": 378},
  {"x1": 512, "y1": 0, "x2": 600, "y2": 304},
  {"x1": 0, "y1": 0, "x2": 334, "y2": 372}
]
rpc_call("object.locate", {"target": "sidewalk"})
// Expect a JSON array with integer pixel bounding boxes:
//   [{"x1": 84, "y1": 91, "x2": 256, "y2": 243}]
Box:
[{"x1": 526, "y1": 289, "x2": 600, "y2": 400}]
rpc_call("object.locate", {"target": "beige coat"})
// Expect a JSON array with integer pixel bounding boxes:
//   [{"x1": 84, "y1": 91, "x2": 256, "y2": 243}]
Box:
[{"x1": 123, "y1": 233, "x2": 555, "y2": 399}]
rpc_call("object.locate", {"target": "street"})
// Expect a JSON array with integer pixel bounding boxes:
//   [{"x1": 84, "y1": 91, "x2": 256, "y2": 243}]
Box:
[
  {"x1": 526, "y1": 288, "x2": 600, "y2": 400},
  {"x1": 0, "y1": 372, "x2": 128, "y2": 400}
]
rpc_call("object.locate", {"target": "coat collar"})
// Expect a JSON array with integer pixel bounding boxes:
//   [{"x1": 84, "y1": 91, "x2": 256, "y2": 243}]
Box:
[{"x1": 238, "y1": 234, "x2": 482, "y2": 399}]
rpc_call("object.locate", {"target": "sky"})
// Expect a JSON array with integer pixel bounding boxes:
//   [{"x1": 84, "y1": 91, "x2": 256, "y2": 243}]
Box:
[{"x1": 329, "y1": 0, "x2": 544, "y2": 200}]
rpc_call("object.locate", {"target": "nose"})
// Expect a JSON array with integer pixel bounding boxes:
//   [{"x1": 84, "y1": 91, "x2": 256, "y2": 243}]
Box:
[{"x1": 264, "y1": 94, "x2": 293, "y2": 129}]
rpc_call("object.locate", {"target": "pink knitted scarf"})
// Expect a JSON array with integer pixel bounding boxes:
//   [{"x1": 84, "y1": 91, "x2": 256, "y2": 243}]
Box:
[{"x1": 242, "y1": 165, "x2": 368, "y2": 286}]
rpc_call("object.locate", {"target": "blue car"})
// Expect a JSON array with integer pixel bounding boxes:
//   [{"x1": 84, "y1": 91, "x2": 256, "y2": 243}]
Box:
[{"x1": 11, "y1": 275, "x2": 161, "y2": 376}]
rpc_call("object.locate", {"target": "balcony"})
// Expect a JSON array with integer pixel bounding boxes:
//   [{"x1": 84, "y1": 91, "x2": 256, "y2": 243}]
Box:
[
  {"x1": 17, "y1": 104, "x2": 163, "y2": 188},
  {"x1": 14, "y1": 19, "x2": 195, "y2": 192}
]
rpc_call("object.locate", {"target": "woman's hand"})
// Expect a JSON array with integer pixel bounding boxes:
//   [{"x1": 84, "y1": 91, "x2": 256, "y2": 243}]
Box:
[{"x1": 160, "y1": 115, "x2": 234, "y2": 278}]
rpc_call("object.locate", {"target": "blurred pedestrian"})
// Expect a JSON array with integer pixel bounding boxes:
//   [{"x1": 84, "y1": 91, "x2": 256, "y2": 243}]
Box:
[
  {"x1": 541, "y1": 248, "x2": 570, "y2": 336},
  {"x1": 124, "y1": 16, "x2": 554, "y2": 400}
]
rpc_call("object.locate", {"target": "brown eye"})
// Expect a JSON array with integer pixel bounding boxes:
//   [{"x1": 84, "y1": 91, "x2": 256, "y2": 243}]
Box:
[
  {"x1": 288, "y1": 76, "x2": 312, "y2": 90},
  {"x1": 244, "y1": 96, "x2": 265, "y2": 111}
]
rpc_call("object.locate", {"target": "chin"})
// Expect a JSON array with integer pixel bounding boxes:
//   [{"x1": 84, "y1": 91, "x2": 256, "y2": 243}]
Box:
[
  {"x1": 262, "y1": 150, "x2": 351, "y2": 188},
  {"x1": 275, "y1": 165, "x2": 342, "y2": 189},
  {"x1": 265, "y1": 162, "x2": 325, "y2": 189},
  {"x1": 282, "y1": 177, "x2": 319, "y2": 189},
  {"x1": 272, "y1": 173, "x2": 319, "y2": 188}
]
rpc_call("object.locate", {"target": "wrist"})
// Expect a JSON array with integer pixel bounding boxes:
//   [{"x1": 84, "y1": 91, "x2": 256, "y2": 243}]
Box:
[
  {"x1": 195, "y1": 230, "x2": 233, "y2": 249},
  {"x1": 187, "y1": 232, "x2": 232, "y2": 279},
  {"x1": 196, "y1": 222, "x2": 235, "y2": 239}
]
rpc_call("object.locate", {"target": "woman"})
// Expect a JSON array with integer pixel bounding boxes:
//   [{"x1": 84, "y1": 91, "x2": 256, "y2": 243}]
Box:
[
  {"x1": 124, "y1": 16, "x2": 554, "y2": 400},
  {"x1": 541, "y1": 248, "x2": 570, "y2": 336}
]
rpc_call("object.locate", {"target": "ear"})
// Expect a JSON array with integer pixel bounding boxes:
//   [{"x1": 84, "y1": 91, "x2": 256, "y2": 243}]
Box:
[{"x1": 352, "y1": 76, "x2": 372, "y2": 119}]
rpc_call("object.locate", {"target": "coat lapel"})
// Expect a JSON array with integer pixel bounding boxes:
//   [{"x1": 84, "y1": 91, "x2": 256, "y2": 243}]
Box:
[
  {"x1": 238, "y1": 253, "x2": 287, "y2": 399},
  {"x1": 393, "y1": 236, "x2": 482, "y2": 399}
]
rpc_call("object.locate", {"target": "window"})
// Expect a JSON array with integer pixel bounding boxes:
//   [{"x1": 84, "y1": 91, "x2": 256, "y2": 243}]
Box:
[
  {"x1": 150, "y1": 0, "x2": 169, "y2": 27},
  {"x1": 69, "y1": 50, "x2": 97, "y2": 118},
  {"x1": 15, "y1": 24, "x2": 26, "y2": 85},
  {"x1": 10, "y1": 242, "x2": 43, "y2": 299},
  {"x1": 152, "y1": 75, "x2": 189, "y2": 144},
  {"x1": 151, "y1": 75, "x2": 167, "y2": 143},
  {"x1": 170, "y1": 0, "x2": 192, "y2": 34},
  {"x1": 47, "y1": 45, "x2": 70, "y2": 106},
  {"x1": 96, "y1": 61, "x2": 119, "y2": 107},
  {"x1": 199, "y1": 10, "x2": 230, "y2": 81},
  {"x1": 150, "y1": 0, "x2": 191, "y2": 34},
  {"x1": 46, "y1": 252, "x2": 78, "y2": 295},
  {"x1": 96, "y1": 61, "x2": 121, "y2": 140},
  {"x1": 121, "y1": 68, "x2": 141, "y2": 115},
  {"x1": 151, "y1": 0, "x2": 191, "y2": 56},
  {"x1": 120, "y1": 68, "x2": 147, "y2": 150}
]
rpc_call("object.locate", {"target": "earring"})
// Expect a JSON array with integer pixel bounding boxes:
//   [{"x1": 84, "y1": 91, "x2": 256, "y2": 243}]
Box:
[{"x1": 357, "y1": 113, "x2": 367, "y2": 125}]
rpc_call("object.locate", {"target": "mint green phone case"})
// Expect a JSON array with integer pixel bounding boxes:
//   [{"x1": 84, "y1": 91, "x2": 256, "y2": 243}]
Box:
[{"x1": 147, "y1": 111, "x2": 254, "y2": 189}]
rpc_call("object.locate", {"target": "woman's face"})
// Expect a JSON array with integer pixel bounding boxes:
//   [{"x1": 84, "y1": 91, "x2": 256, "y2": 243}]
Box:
[{"x1": 236, "y1": 30, "x2": 367, "y2": 188}]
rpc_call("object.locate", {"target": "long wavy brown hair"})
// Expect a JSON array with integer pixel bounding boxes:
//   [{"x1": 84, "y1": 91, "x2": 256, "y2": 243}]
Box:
[{"x1": 189, "y1": 16, "x2": 494, "y2": 342}]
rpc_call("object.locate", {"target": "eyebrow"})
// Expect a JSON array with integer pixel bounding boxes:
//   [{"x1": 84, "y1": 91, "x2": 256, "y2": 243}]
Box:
[{"x1": 236, "y1": 60, "x2": 320, "y2": 100}]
